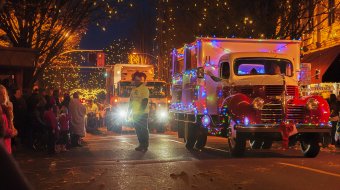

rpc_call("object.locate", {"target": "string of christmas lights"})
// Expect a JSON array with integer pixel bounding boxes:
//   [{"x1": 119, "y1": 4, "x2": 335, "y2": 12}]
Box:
[{"x1": 104, "y1": 38, "x2": 136, "y2": 65}]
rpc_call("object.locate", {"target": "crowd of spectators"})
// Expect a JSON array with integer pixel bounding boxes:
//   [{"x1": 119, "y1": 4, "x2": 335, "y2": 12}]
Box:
[{"x1": 0, "y1": 80, "x2": 89, "y2": 156}]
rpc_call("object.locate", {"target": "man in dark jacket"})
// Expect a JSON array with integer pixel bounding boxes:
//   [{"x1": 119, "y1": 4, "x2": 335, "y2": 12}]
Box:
[{"x1": 11, "y1": 88, "x2": 27, "y2": 145}]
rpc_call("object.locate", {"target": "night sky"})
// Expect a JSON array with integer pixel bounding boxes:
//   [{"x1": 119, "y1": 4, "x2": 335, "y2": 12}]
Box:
[
  {"x1": 79, "y1": 17, "x2": 134, "y2": 50},
  {"x1": 80, "y1": 1, "x2": 155, "y2": 52}
]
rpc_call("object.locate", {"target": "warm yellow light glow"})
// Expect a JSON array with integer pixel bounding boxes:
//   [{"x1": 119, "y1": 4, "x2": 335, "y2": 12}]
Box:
[{"x1": 70, "y1": 88, "x2": 106, "y2": 100}]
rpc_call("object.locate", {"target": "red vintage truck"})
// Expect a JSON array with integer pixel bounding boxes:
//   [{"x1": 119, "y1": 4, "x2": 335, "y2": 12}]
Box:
[{"x1": 169, "y1": 37, "x2": 331, "y2": 157}]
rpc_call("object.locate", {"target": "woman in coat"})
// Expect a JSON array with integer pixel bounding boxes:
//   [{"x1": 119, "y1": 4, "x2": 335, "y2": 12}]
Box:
[{"x1": 0, "y1": 85, "x2": 16, "y2": 154}]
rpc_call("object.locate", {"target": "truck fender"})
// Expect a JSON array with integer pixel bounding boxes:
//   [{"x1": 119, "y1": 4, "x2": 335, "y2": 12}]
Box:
[
  {"x1": 302, "y1": 95, "x2": 331, "y2": 123},
  {"x1": 222, "y1": 93, "x2": 256, "y2": 123}
]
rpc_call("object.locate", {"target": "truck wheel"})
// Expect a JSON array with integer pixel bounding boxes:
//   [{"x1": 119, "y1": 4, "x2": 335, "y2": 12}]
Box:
[
  {"x1": 178, "y1": 121, "x2": 185, "y2": 139},
  {"x1": 228, "y1": 134, "x2": 246, "y2": 157},
  {"x1": 261, "y1": 140, "x2": 273, "y2": 149},
  {"x1": 185, "y1": 123, "x2": 197, "y2": 150},
  {"x1": 170, "y1": 116, "x2": 178, "y2": 132},
  {"x1": 113, "y1": 124, "x2": 122, "y2": 134},
  {"x1": 107, "y1": 122, "x2": 115, "y2": 132},
  {"x1": 195, "y1": 128, "x2": 208, "y2": 149},
  {"x1": 156, "y1": 125, "x2": 166, "y2": 133},
  {"x1": 300, "y1": 140, "x2": 320, "y2": 158},
  {"x1": 250, "y1": 140, "x2": 262, "y2": 149},
  {"x1": 147, "y1": 121, "x2": 157, "y2": 133}
]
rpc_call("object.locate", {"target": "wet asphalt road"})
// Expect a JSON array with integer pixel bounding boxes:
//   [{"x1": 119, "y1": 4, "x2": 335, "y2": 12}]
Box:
[{"x1": 14, "y1": 129, "x2": 340, "y2": 190}]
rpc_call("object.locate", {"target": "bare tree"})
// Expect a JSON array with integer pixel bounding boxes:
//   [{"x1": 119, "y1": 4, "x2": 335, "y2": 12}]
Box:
[
  {"x1": 0, "y1": 0, "x2": 133, "y2": 88},
  {"x1": 267, "y1": 0, "x2": 340, "y2": 39}
]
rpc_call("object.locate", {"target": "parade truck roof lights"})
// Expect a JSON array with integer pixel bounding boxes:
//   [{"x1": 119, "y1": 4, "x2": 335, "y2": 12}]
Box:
[{"x1": 169, "y1": 37, "x2": 331, "y2": 158}]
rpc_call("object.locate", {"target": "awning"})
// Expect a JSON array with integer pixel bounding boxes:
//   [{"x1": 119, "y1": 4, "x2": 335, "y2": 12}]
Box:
[
  {"x1": 301, "y1": 45, "x2": 340, "y2": 83},
  {"x1": 0, "y1": 47, "x2": 37, "y2": 68}
]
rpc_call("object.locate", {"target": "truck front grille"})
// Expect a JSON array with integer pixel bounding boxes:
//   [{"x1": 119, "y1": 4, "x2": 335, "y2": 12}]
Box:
[
  {"x1": 240, "y1": 87, "x2": 253, "y2": 95},
  {"x1": 265, "y1": 85, "x2": 296, "y2": 96},
  {"x1": 261, "y1": 104, "x2": 305, "y2": 123},
  {"x1": 261, "y1": 104, "x2": 282, "y2": 123},
  {"x1": 287, "y1": 105, "x2": 305, "y2": 122},
  {"x1": 287, "y1": 86, "x2": 297, "y2": 96}
]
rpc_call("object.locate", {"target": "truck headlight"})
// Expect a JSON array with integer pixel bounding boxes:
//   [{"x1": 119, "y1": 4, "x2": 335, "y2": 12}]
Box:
[
  {"x1": 112, "y1": 105, "x2": 128, "y2": 121},
  {"x1": 306, "y1": 98, "x2": 319, "y2": 110},
  {"x1": 244, "y1": 117, "x2": 250, "y2": 126},
  {"x1": 118, "y1": 110, "x2": 128, "y2": 119},
  {"x1": 157, "y1": 110, "x2": 168, "y2": 120},
  {"x1": 252, "y1": 97, "x2": 264, "y2": 110}
]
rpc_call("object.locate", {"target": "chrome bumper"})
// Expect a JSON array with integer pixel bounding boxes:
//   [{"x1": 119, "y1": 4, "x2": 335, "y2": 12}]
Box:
[{"x1": 235, "y1": 124, "x2": 332, "y2": 133}]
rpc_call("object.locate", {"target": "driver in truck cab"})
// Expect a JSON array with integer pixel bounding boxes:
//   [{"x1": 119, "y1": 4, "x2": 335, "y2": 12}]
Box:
[{"x1": 270, "y1": 63, "x2": 281, "y2": 75}]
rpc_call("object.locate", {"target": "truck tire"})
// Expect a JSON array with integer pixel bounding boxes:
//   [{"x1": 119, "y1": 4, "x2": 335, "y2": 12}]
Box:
[
  {"x1": 170, "y1": 116, "x2": 178, "y2": 132},
  {"x1": 113, "y1": 124, "x2": 122, "y2": 134},
  {"x1": 250, "y1": 140, "x2": 262, "y2": 149},
  {"x1": 156, "y1": 124, "x2": 166, "y2": 133},
  {"x1": 107, "y1": 123, "x2": 113, "y2": 131},
  {"x1": 185, "y1": 123, "x2": 197, "y2": 150},
  {"x1": 228, "y1": 134, "x2": 246, "y2": 157},
  {"x1": 178, "y1": 121, "x2": 185, "y2": 139},
  {"x1": 300, "y1": 140, "x2": 320, "y2": 158},
  {"x1": 195, "y1": 128, "x2": 208, "y2": 149},
  {"x1": 261, "y1": 140, "x2": 273, "y2": 149}
]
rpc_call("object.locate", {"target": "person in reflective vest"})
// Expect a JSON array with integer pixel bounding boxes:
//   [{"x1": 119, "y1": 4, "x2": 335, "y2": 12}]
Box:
[{"x1": 128, "y1": 71, "x2": 150, "y2": 152}]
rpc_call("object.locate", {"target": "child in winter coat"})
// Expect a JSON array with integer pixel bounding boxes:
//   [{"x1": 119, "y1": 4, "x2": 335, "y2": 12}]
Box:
[
  {"x1": 58, "y1": 105, "x2": 71, "y2": 151},
  {"x1": 43, "y1": 103, "x2": 59, "y2": 154}
]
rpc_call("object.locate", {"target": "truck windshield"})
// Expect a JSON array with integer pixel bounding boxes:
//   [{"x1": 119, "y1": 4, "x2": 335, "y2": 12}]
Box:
[
  {"x1": 234, "y1": 58, "x2": 293, "y2": 76},
  {"x1": 147, "y1": 82, "x2": 167, "y2": 98},
  {"x1": 118, "y1": 82, "x2": 134, "y2": 97},
  {"x1": 118, "y1": 81, "x2": 167, "y2": 98}
]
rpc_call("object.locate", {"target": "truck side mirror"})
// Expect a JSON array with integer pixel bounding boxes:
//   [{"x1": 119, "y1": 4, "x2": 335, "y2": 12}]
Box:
[
  {"x1": 205, "y1": 69, "x2": 222, "y2": 82},
  {"x1": 197, "y1": 67, "x2": 204, "y2": 78}
]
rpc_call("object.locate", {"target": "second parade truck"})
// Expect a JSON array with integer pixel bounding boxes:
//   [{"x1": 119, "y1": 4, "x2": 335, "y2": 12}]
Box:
[{"x1": 106, "y1": 64, "x2": 169, "y2": 132}]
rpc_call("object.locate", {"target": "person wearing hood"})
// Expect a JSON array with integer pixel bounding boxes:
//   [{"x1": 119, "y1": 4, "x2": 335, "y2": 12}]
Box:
[{"x1": 68, "y1": 92, "x2": 86, "y2": 147}]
